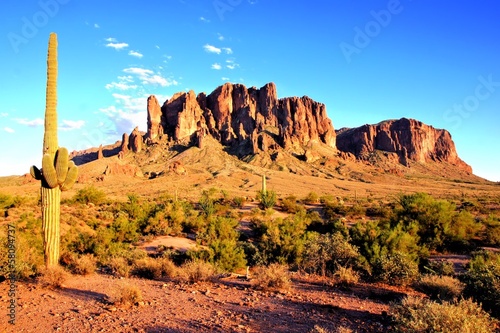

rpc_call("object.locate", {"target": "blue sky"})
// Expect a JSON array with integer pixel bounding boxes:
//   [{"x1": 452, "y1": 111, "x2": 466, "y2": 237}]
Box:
[{"x1": 0, "y1": 0, "x2": 499, "y2": 181}]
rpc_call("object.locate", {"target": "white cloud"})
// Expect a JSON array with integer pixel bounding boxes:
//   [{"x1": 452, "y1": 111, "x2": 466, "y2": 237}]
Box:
[
  {"x1": 222, "y1": 47, "x2": 233, "y2": 54},
  {"x1": 105, "y1": 82, "x2": 138, "y2": 90},
  {"x1": 218, "y1": 33, "x2": 224, "y2": 41},
  {"x1": 221, "y1": 77, "x2": 230, "y2": 81},
  {"x1": 106, "y1": 42, "x2": 129, "y2": 50},
  {"x1": 3, "y1": 127, "x2": 14, "y2": 133},
  {"x1": 123, "y1": 67, "x2": 178, "y2": 87},
  {"x1": 155, "y1": 45, "x2": 160, "y2": 49},
  {"x1": 0, "y1": 112, "x2": 8, "y2": 117},
  {"x1": 94, "y1": 23, "x2": 100, "y2": 28},
  {"x1": 60, "y1": 120, "x2": 85, "y2": 131},
  {"x1": 15, "y1": 118, "x2": 43, "y2": 127},
  {"x1": 226, "y1": 59, "x2": 239, "y2": 69},
  {"x1": 211, "y1": 63, "x2": 222, "y2": 70},
  {"x1": 204, "y1": 44, "x2": 221, "y2": 54},
  {"x1": 128, "y1": 50, "x2": 143, "y2": 58},
  {"x1": 105, "y1": 37, "x2": 117, "y2": 42},
  {"x1": 200, "y1": 16, "x2": 210, "y2": 23}
]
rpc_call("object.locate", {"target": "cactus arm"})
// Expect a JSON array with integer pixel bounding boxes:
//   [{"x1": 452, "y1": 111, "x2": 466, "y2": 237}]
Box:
[
  {"x1": 30, "y1": 165, "x2": 42, "y2": 180},
  {"x1": 55, "y1": 147, "x2": 69, "y2": 184},
  {"x1": 60, "y1": 162, "x2": 78, "y2": 191},
  {"x1": 262, "y1": 174, "x2": 267, "y2": 195},
  {"x1": 42, "y1": 154, "x2": 59, "y2": 188}
]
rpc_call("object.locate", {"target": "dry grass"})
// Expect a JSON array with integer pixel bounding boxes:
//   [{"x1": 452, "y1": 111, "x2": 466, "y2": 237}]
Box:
[
  {"x1": 391, "y1": 296, "x2": 498, "y2": 333},
  {"x1": 251, "y1": 263, "x2": 291, "y2": 291},
  {"x1": 38, "y1": 265, "x2": 70, "y2": 289},
  {"x1": 108, "y1": 257, "x2": 131, "y2": 278},
  {"x1": 334, "y1": 266, "x2": 360, "y2": 287},
  {"x1": 179, "y1": 260, "x2": 216, "y2": 283},
  {"x1": 413, "y1": 274, "x2": 464, "y2": 301},
  {"x1": 110, "y1": 283, "x2": 143, "y2": 307}
]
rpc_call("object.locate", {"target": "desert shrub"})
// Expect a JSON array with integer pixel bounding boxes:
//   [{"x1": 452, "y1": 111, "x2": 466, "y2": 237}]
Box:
[
  {"x1": 413, "y1": 275, "x2": 464, "y2": 301},
  {"x1": 133, "y1": 257, "x2": 163, "y2": 280},
  {"x1": 196, "y1": 216, "x2": 247, "y2": 271},
  {"x1": 254, "y1": 210, "x2": 311, "y2": 265},
  {"x1": 73, "y1": 185, "x2": 106, "y2": 205},
  {"x1": 334, "y1": 266, "x2": 360, "y2": 287},
  {"x1": 372, "y1": 252, "x2": 419, "y2": 286},
  {"x1": 423, "y1": 259, "x2": 455, "y2": 276},
  {"x1": 324, "y1": 201, "x2": 348, "y2": 217},
  {"x1": 140, "y1": 200, "x2": 188, "y2": 236},
  {"x1": 107, "y1": 257, "x2": 131, "y2": 278},
  {"x1": 482, "y1": 215, "x2": 500, "y2": 246},
  {"x1": 462, "y1": 251, "x2": 500, "y2": 317},
  {"x1": 309, "y1": 326, "x2": 355, "y2": 333},
  {"x1": 281, "y1": 195, "x2": 303, "y2": 213},
  {"x1": 61, "y1": 253, "x2": 96, "y2": 275},
  {"x1": 66, "y1": 231, "x2": 99, "y2": 254},
  {"x1": 38, "y1": 266, "x2": 69, "y2": 289},
  {"x1": 110, "y1": 283, "x2": 143, "y2": 306},
  {"x1": 251, "y1": 263, "x2": 291, "y2": 291},
  {"x1": 350, "y1": 219, "x2": 423, "y2": 270},
  {"x1": 257, "y1": 190, "x2": 277, "y2": 209},
  {"x1": 301, "y1": 232, "x2": 360, "y2": 276},
  {"x1": 232, "y1": 196, "x2": 246, "y2": 208},
  {"x1": 111, "y1": 215, "x2": 139, "y2": 243},
  {"x1": 303, "y1": 192, "x2": 319, "y2": 205},
  {"x1": 179, "y1": 260, "x2": 216, "y2": 283},
  {"x1": 0, "y1": 216, "x2": 44, "y2": 279},
  {"x1": 391, "y1": 296, "x2": 497, "y2": 333}
]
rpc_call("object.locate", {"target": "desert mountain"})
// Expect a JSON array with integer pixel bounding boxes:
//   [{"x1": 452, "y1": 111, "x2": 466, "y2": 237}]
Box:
[
  {"x1": 336, "y1": 118, "x2": 472, "y2": 173},
  {"x1": 70, "y1": 82, "x2": 474, "y2": 185}
]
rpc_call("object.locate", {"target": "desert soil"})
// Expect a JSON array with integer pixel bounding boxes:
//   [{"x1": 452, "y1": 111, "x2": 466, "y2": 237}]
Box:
[{"x1": 0, "y1": 271, "x2": 420, "y2": 333}]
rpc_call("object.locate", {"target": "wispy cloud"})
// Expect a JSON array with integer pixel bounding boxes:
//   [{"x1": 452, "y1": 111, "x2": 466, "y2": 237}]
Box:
[
  {"x1": 204, "y1": 44, "x2": 221, "y2": 54},
  {"x1": 221, "y1": 77, "x2": 230, "y2": 81},
  {"x1": 226, "y1": 59, "x2": 239, "y2": 69},
  {"x1": 105, "y1": 81, "x2": 138, "y2": 90},
  {"x1": 105, "y1": 37, "x2": 117, "y2": 42},
  {"x1": 217, "y1": 33, "x2": 224, "y2": 41},
  {"x1": 14, "y1": 118, "x2": 43, "y2": 127},
  {"x1": 222, "y1": 47, "x2": 233, "y2": 54},
  {"x1": 3, "y1": 127, "x2": 14, "y2": 133},
  {"x1": 123, "y1": 67, "x2": 178, "y2": 87},
  {"x1": 94, "y1": 23, "x2": 100, "y2": 28},
  {"x1": 60, "y1": 120, "x2": 85, "y2": 131},
  {"x1": 200, "y1": 16, "x2": 210, "y2": 23},
  {"x1": 106, "y1": 41, "x2": 129, "y2": 50},
  {"x1": 128, "y1": 50, "x2": 143, "y2": 58},
  {"x1": 211, "y1": 63, "x2": 222, "y2": 70},
  {"x1": 155, "y1": 45, "x2": 160, "y2": 49},
  {"x1": 0, "y1": 112, "x2": 8, "y2": 117}
]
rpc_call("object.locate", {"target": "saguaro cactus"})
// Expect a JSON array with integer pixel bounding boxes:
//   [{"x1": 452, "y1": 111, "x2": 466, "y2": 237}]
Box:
[
  {"x1": 31, "y1": 33, "x2": 78, "y2": 267},
  {"x1": 261, "y1": 174, "x2": 267, "y2": 195}
]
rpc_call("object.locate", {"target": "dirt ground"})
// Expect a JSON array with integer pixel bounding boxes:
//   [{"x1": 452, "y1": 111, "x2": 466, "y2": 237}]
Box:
[{"x1": 0, "y1": 271, "x2": 421, "y2": 333}]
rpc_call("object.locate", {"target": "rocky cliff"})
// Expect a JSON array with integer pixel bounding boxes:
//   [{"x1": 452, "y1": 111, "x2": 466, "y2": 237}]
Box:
[
  {"x1": 336, "y1": 118, "x2": 472, "y2": 173},
  {"x1": 145, "y1": 82, "x2": 336, "y2": 156}
]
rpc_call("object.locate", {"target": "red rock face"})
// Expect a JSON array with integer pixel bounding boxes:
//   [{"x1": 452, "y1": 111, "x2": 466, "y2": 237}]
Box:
[
  {"x1": 147, "y1": 95, "x2": 162, "y2": 141},
  {"x1": 336, "y1": 118, "x2": 472, "y2": 173},
  {"x1": 152, "y1": 82, "x2": 336, "y2": 155},
  {"x1": 128, "y1": 127, "x2": 143, "y2": 153}
]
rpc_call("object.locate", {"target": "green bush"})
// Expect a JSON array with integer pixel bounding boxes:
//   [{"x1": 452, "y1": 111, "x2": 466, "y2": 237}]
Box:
[
  {"x1": 483, "y1": 215, "x2": 500, "y2": 246},
  {"x1": 303, "y1": 192, "x2": 319, "y2": 205},
  {"x1": 281, "y1": 195, "x2": 302, "y2": 213},
  {"x1": 257, "y1": 190, "x2": 277, "y2": 209},
  {"x1": 254, "y1": 210, "x2": 311, "y2": 265},
  {"x1": 423, "y1": 259, "x2": 455, "y2": 276},
  {"x1": 73, "y1": 185, "x2": 106, "y2": 205},
  {"x1": 413, "y1": 275, "x2": 464, "y2": 301},
  {"x1": 372, "y1": 252, "x2": 419, "y2": 286},
  {"x1": 334, "y1": 266, "x2": 360, "y2": 287},
  {"x1": 391, "y1": 296, "x2": 497, "y2": 333},
  {"x1": 301, "y1": 232, "x2": 359, "y2": 276},
  {"x1": 462, "y1": 251, "x2": 500, "y2": 318},
  {"x1": 196, "y1": 217, "x2": 246, "y2": 271}
]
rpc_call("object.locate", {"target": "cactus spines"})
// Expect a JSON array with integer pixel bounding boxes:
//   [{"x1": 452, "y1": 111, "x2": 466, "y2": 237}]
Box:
[
  {"x1": 262, "y1": 174, "x2": 267, "y2": 195},
  {"x1": 42, "y1": 154, "x2": 59, "y2": 188},
  {"x1": 43, "y1": 32, "x2": 58, "y2": 157},
  {"x1": 55, "y1": 147, "x2": 69, "y2": 184},
  {"x1": 30, "y1": 165, "x2": 42, "y2": 180}
]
